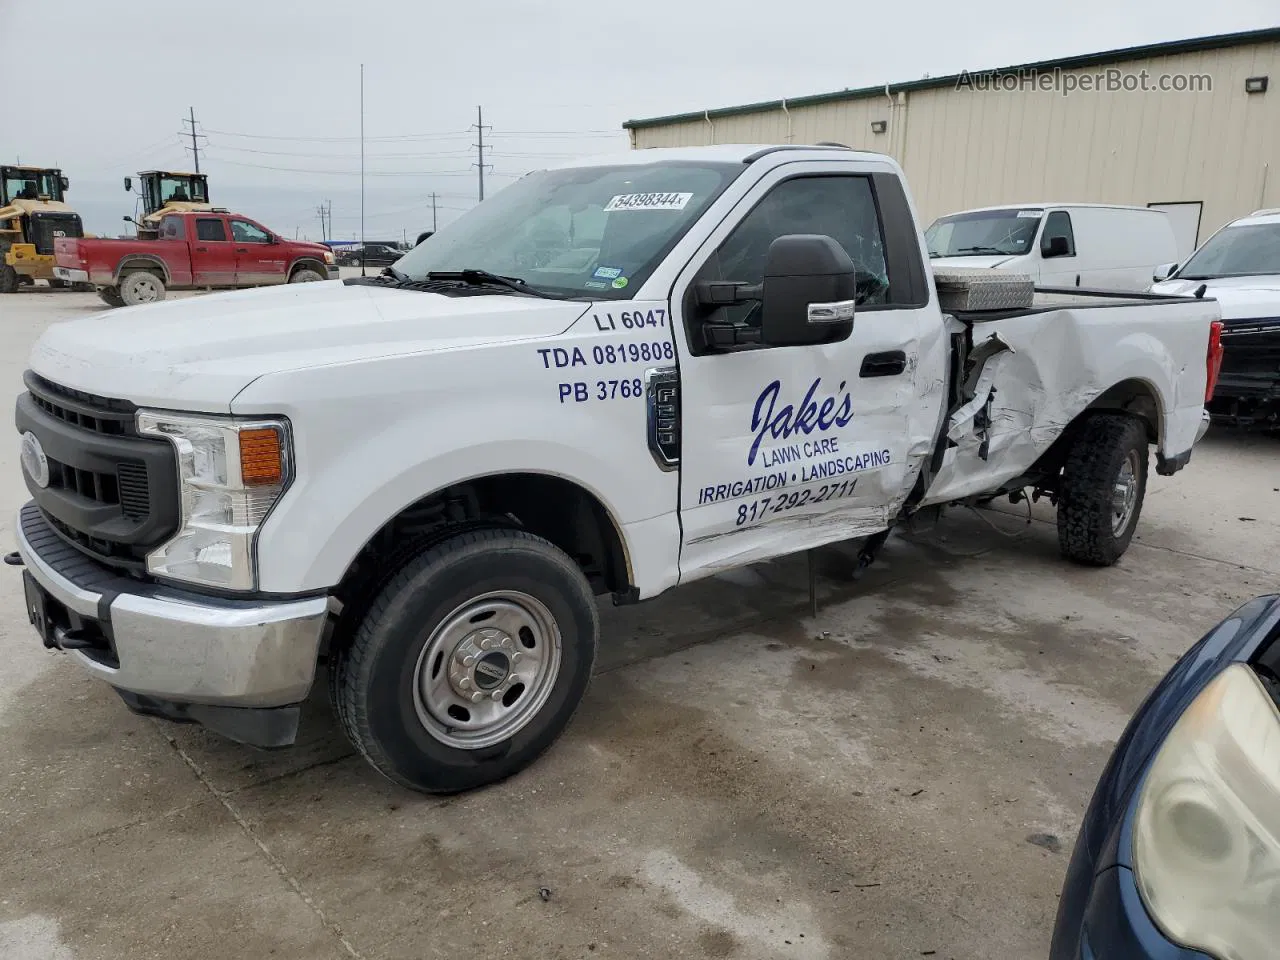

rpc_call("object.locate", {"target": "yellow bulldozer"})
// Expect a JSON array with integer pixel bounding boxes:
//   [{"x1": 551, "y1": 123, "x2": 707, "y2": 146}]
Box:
[
  {"x1": 0, "y1": 164, "x2": 88, "y2": 293},
  {"x1": 125, "y1": 170, "x2": 213, "y2": 238}
]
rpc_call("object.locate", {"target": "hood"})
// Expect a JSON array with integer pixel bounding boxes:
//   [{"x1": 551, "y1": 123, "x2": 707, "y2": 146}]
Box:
[
  {"x1": 1149, "y1": 275, "x2": 1280, "y2": 322},
  {"x1": 929, "y1": 254, "x2": 1019, "y2": 270},
  {"x1": 29, "y1": 280, "x2": 590, "y2": 411}
]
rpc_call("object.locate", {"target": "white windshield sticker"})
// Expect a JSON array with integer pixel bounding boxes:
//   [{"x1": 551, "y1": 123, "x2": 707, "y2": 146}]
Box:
[
  {"x1": 605, "y1": 192, "x2": 693, "y2": 212},
  {"x1": 1016, "y1": 210, "x2": 1043, "y2": 218}
]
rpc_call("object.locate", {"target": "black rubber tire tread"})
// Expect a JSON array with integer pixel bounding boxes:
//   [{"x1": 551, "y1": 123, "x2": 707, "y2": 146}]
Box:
[
  {"x1": 1057, "y1": 413, "x2": 1148, "y2": 566},
  {"x1": 119, "y1": 270, "x2": 166, "y2": 306},
  {"x1": 98, "y1": 286, "x2": 125, "y2": 308},
  {"x1": 331, "y1": 526, "x2": 599, "y2": 794},
  {"x1": 289, "y1": 268, "x2": 325, "y2": 283},
  {"x1": 0, "y1": 265, "x2": 17, "y2": 293}
]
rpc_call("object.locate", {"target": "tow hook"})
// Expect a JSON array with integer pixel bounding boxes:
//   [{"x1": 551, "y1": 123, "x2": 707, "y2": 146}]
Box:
[
  {"x1": 3, "y1": 551, "x2": 23, "y2": 567},
  {"x1": 45, "y1": 627, "x2": 95, "y2": 652}
]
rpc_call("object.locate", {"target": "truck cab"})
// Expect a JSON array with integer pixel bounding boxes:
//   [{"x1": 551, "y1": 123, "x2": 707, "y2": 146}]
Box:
[
  {"x1": 0, "y1": 164, "x2": 85, "y2": 292},
  {"x1": 128, "y1": 170, "x2": 213, "y2": 239}
]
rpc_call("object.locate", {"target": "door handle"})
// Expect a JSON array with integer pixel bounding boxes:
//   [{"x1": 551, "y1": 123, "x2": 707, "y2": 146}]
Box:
[
  {"x1": 236, "y1": 247, "x2": 248, "y2": 253},
  {"x1": 860, "y1": 351, "x2": 907, "y2": 378},
  {"x1": 195, "y1": 246, "x2": 208, "y2": 252}
]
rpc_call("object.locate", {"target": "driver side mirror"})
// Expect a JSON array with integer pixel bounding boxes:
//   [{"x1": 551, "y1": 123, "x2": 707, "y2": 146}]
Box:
[
  {"x1": 1152, "y1": 261, "x2": 1179, "y2": 282},
  {"x1": 695, "y1": 235, "x2": 857, "y2": 349},
  {"x1": 123, "y1": 176, "x2": 132, "y2": 193},
  {"x1": 1042, "y1": 235, "x2": 1071, "y2": 258},
  {"x1": 60, "y1": 176, "x2": 70, "y2": 192}
]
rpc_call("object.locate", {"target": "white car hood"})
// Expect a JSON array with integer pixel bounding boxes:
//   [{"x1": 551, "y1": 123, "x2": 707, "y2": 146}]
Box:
[
  {"x1": 1149, "y1": 275, "x2": 1280, "y2": 322},
  {"x1": 930, "y1": 254, "x2": 1018, "y2": 271},
  {"x1": 29, "y1": 280, "x2": 590, "y2": 410}
]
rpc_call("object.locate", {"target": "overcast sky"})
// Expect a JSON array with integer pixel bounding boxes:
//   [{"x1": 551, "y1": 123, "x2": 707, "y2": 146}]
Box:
[{"x1": 6, "y1": 0, "x2": 1275, "y2": 240}]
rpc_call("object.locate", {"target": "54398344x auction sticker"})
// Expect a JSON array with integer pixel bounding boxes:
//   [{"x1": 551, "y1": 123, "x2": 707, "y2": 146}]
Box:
[{"x1": 604, "y1": 192, "x2": 693, "y2": 212}]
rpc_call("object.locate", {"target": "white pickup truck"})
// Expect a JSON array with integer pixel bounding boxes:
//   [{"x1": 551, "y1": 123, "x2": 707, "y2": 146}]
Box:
[{"x1": 11, "y1": 144, "x2": 1222, "y2": 793}]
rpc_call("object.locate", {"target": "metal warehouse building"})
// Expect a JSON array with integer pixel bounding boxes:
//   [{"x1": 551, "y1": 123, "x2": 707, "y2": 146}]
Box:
[{"x1": 624, "y1": 27, "x2": 1280, "y2": 256}]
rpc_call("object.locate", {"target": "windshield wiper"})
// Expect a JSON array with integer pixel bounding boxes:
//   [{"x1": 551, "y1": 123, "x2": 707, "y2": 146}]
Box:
[
  {"x1": 423, "y1": 268, "x2": 570, "y2": 300},
  {"x1": 953, "y1": 246, "x2": 1010, "y2": 255}
]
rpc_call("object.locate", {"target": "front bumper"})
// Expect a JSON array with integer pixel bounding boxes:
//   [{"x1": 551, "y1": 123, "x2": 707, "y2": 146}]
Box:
[
  {"x1": 326, "y1": 264, "x2": 340, "y2": 279},
  {"x1": 1070, "y1": 865, "x2": 1211, "y2": 959},
  {"x1": 14, "y1": 502, "x2": 328, "y2": 711},
  {"x1": 52, "y1": 266, "x2": 89, "y2": 284}
]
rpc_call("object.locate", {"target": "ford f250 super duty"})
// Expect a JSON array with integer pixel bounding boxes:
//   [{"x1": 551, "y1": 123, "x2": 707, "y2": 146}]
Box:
[
  {"x1": 52, "y1": 210, "x2": 338, "y2": 308},
  {"x1": 10, "y1": 144, "x2": 1222, "y2": 794}
]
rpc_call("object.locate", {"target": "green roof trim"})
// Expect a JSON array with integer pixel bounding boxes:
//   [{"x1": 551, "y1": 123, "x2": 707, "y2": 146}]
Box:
[{"x1": 623, "y1": 26, "x2": 1280, "y2": 130}]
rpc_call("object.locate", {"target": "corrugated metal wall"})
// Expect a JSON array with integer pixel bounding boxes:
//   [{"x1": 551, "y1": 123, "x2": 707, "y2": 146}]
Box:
[{"x1": 631, "y1": 41, "x2": 1280, "y2": 240}]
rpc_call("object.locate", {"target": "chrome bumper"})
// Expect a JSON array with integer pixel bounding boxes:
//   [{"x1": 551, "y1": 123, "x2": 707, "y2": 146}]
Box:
[
  {"x1": 1195, "y1": 410, "x2": 1211, "y2": 444},
  {"x1": 15, "y1": 504, "x2": 328, "y2": 708},
  {"x1": 52, "y1": 267, "x2": 89, "y2": 283}
]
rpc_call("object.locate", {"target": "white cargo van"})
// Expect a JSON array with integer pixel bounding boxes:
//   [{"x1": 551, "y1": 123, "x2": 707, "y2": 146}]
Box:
[{"x1": 927, "y1": 204, "x2": 1179, "y2": 292}]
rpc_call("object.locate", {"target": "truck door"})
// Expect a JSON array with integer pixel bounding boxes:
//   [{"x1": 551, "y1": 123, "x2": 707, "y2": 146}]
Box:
[
  {"x1": 190, "y1": 216, "x2": 237, "y2": 287},
  {"x1": 230, "y1": 217, "x2": 287, "y2": 285},
  {"x1": 670, "y1": 162, "x2": 949, "y2": 580}
]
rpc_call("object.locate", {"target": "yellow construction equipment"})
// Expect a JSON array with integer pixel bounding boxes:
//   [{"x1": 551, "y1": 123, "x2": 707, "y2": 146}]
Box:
[
  {"x1": 0, "y1": 164, "x2": 87, "y2": 292},
  {"x1": 126, "y1": 170, "x2": 213, "y2": 238}
]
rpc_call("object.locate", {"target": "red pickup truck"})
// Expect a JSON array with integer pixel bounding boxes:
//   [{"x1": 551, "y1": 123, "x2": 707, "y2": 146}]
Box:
[{"x1": 53, "y1": 210, "x2": 339, "y2": 307}]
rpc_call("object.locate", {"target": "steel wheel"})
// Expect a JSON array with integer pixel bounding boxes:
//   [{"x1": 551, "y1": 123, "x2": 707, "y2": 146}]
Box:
[
  {"x1": 1111, "y1": 449, "x2": 1141, "y2": 535},
  {"x1": 411, "y1": 590, "x2": 563, "y2": 750}
]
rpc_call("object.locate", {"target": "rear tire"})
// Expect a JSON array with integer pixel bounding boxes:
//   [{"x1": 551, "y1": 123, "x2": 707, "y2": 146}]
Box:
[
  {"x1": 0, "y1": 265, "x2": 17, "y2": 293},
  {"x1": 98, "y1": 286, "x2": 125, "y2": 308},
  {"x1": 330, "y1": 527, "x2": 599, "y2": 794},
  {"x1": 289, "y1": 268, "x2": 325, "y2": 283},
  {"x1": 119, "y1": 270, "x2": 165, "y2": 306},
  {"x1": 1057, "y1": 414, "x2": 1149, "y2": 566}
]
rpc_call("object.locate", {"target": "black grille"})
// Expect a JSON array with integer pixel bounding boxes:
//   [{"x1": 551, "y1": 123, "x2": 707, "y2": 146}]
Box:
[
  {"x1": 27, "y1": 212, "x2": 84, "y2": 256},
  {"x1": 25, "y1": 372, "x2": 135, "y2": 436},
  {"x1": 17, "y1": 371, "x2": 179, "y2": 575}
]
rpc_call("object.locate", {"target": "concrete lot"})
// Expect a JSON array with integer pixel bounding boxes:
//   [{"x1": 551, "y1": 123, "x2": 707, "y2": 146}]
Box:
[{"x1": 2, "y1": 282, "x2": 1277, "y2": 960}]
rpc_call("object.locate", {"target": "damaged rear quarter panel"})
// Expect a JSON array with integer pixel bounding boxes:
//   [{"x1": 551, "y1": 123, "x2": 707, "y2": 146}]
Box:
[{"x1": 920, "y1": 298, "x2": 1215, "y2": 506}]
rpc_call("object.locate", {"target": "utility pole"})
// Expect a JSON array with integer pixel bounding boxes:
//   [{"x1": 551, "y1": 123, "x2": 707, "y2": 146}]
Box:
[
  {"x1": 472, "y1": 106, "x2": 491, "y2": 202},
  {"x1": 183, "y1": 107, "x2": 202, "y2": 173},
  {"x1": 430, "y1": 192, "x2": 438, "y2": 232},
  {"x1": 316, "y1": 202, "x2": 331, "y2": 241}
]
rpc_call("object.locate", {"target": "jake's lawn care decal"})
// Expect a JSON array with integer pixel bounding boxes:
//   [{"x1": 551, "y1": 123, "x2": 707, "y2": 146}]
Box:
[
  {"x1": 604, "y1": 192, "x2": 692, "y2": 212},
  {"x1": 697, "y1": 377, "x2": 894, "y2": 528}
]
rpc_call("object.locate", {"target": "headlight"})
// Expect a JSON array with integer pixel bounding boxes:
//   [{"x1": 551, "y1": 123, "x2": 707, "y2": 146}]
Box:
[
  {"x1": 322, "y1": 250, "x2": 335, "y2": 264},
  {"x1": 1133, "y1": 663, "x2": 1280, "y2": 958},
  {"x1": 137, "y1": 412, "x2": 292, "y2": 591}
]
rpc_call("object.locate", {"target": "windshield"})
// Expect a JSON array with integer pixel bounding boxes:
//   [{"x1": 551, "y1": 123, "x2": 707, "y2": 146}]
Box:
[
  {"x1": 394, "y1": 161, "x2": 741, "y2": 298},
  {"x1": 3, "y1": 169, "x2": 60, "y2": 203},
  {"x1": 158, "y1": 175, "x2": 208, "y2": 204},
  {"x1": 925, "y1": 209, "x2": 1043, "y2": 258},
  {"x1": 1176, "y1": 223, "x2": 1280, "y2": 280}
]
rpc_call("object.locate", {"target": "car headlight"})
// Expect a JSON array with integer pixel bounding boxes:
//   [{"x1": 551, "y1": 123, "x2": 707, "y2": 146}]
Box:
[
  {"x1": 322, "y1": 250, "x2": 335, "y2": 264},
  {"x1": 1133, "y1": 663, "x2": 1280, "y2": 958},
  {"x1": 137, "y1": 412, "x2": 292, "y2": 591}
]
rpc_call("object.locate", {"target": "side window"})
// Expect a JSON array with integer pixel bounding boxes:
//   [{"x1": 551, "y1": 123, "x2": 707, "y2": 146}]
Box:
[
  {"x1": 231, "y1": 219, "x2": 271, "y2": 244},
  {"x1": 195, "y1": 218, "x2": 227, "y2": 242},
  {"x1": 159, "y1": 216, "x2": 185, "y2": 240},
  {"x1": 1041, "y1": 211, "x2": 1076, "y2": 256}
]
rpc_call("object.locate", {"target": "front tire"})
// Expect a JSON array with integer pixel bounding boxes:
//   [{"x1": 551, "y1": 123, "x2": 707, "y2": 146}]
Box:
[
  {"x1": 1057, "y1": 414, "x2": 1149, "y2": 566},
  {"x1": 119, "y1": 270, "x2": 165, "y2": 306},
  {"x1": 331, "y1": 527, "x2": 599, "y2": 794},
  {"x1": 289, "y1": 268, "x2": 324, "y2": 283}
]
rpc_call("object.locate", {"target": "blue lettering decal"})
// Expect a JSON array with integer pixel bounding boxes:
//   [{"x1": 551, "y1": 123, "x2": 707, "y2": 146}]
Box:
[{"x1": 748, "y1": 379, "x2": 855, "y2": 467}]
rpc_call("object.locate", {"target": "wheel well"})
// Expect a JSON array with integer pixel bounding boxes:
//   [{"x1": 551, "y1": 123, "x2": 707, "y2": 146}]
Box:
[
  {"x1": 289, "y1": 258, "x2": 326, "y2": 278},
  {"x1": 1015, "y1": 380, "x2": 1160, "y2": 493},
  {"x1": 331, "y1": 474, "x2": 632, "y2": 628},
  {"x1": 116, "y1": 256, "x2": 169, "y2": 284}
]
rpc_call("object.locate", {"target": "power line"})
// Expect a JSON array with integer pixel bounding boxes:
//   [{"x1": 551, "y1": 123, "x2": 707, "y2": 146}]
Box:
[
  {"x1": 207, "y1": 142, "x2": 476, "y2": 160},
  {"x1": 203, "y1": 127, "x2": 473, "y2": 143},
  {"x1": 203, "y1": 155, "x2": 508, "y2": 177}
]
